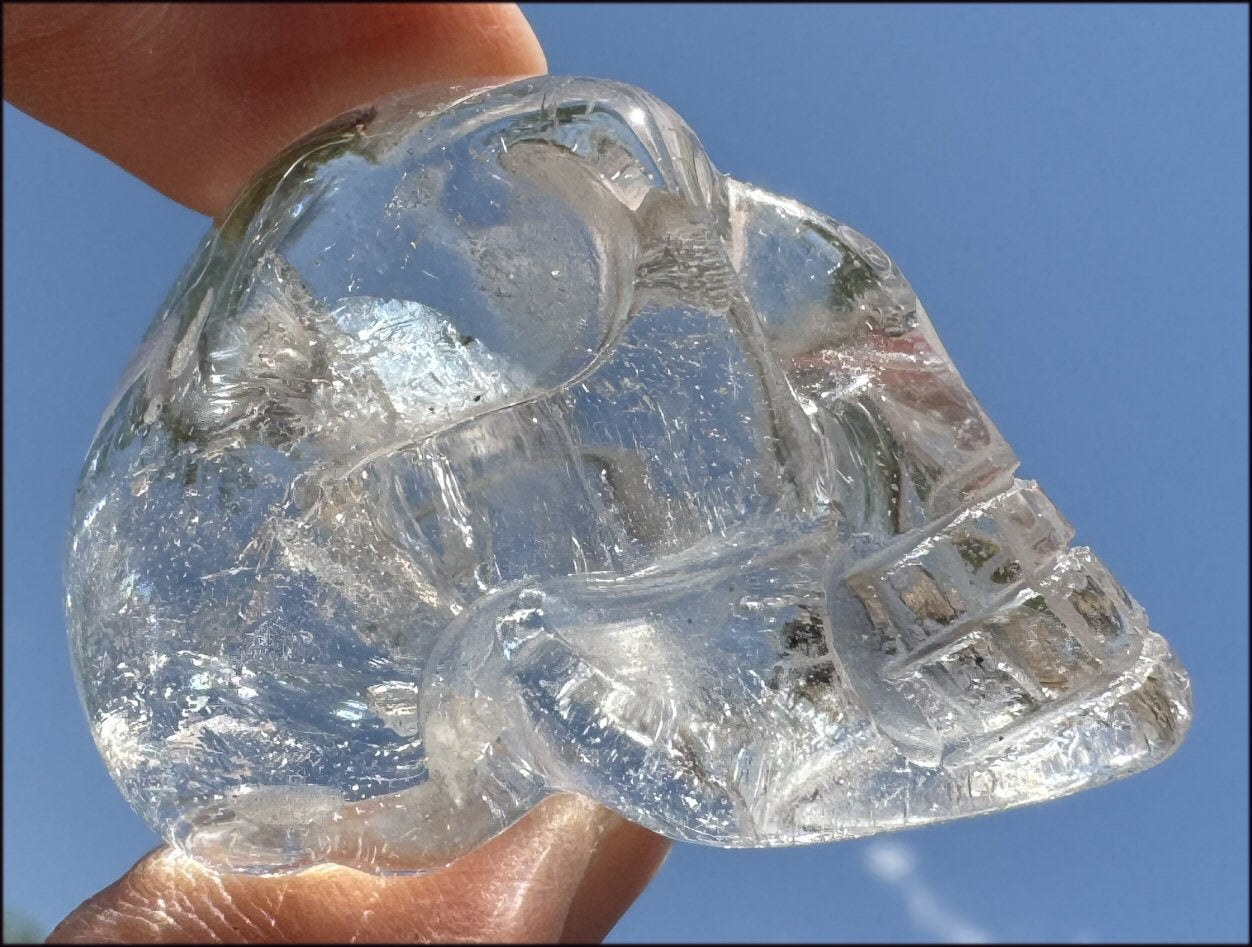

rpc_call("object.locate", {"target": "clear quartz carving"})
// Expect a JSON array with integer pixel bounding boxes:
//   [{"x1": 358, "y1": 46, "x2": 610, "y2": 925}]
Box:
[{"x1": 66, "y1": 76, "x2": 1192, "y2": 875}]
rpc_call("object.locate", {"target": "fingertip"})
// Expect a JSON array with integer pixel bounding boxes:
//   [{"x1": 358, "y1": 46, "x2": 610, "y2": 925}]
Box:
[
  {"x1": 559, "y1": 814, "x2": 671, "y2": 943},
  {"x1": 48, "y1": 795, "x2": 667, "y2": 944},
  {"x1": 3, "y1": 3, "x2": 548, "y2": 217}
]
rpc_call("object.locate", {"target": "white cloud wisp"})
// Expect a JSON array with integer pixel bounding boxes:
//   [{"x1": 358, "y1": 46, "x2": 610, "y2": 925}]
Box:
[{"x1": 863, "y1": 840, "x2": 993, "y2": 944}]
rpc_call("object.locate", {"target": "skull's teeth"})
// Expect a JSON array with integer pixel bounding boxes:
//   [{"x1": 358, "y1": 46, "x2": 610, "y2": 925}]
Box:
[{"x1": 830, "y1": 478, "x2": 1161, "y2": 764}]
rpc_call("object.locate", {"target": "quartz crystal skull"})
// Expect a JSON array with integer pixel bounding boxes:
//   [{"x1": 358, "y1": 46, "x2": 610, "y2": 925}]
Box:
[{"x1": 66, "y1": 76, "x2": 1192, "y2": 875}]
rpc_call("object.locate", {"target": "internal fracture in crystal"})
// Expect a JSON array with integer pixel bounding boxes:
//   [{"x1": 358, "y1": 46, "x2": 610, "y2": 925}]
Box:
[{"x1": 65, "y1": 76, "x2": 1192, "y2": 875}]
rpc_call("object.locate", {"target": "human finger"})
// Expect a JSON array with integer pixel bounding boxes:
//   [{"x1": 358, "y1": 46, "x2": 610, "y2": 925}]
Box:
[
  {"x1": 2, "y1": 2, "x2": 547, "y2": 217},
  {"x1": 47, "y1": 793, "x2": 670, "y2": 943}
]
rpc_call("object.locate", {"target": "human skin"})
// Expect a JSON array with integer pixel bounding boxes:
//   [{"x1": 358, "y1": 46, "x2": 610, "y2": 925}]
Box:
[{"x1": 2, "y1": 3, "x2": 672, "y2": 942}]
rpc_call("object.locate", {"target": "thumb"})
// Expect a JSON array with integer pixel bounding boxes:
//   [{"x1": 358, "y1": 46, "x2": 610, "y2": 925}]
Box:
[
  {"x1": 3, "y1": 2, "x2": 548, "y2": 218},
  {"x1": 48, "y1": 794, "x2": 670, "y2": 944}
]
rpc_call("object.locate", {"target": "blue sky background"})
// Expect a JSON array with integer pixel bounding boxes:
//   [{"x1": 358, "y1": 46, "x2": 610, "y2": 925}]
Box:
[{"x1": 3, "y1": 4, "x2": 1247, "y2": 942}]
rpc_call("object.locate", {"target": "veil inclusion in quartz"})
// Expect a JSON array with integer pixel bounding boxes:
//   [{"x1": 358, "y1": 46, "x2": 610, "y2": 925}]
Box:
[{"x1": 66, "y1": 76, "x2": 1192, "y2": 875}]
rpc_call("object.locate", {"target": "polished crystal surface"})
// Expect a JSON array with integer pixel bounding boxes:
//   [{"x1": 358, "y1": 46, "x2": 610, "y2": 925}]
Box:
[{"x1": 66, "y1": 76, "x2": 1192, "y2": 875}]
